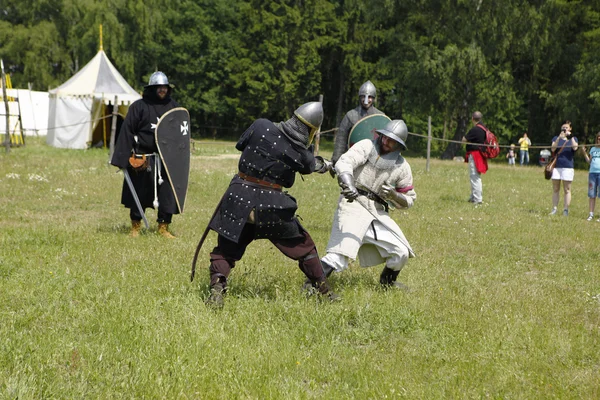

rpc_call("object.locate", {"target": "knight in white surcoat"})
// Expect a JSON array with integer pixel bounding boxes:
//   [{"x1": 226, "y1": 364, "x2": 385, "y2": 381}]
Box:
[{"x1": 318, "y1": 119, "x2": 416, "y2": 289}]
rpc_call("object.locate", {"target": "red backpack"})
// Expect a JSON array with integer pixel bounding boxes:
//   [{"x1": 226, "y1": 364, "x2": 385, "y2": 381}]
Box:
[{"x1": 477, "y1": 124, "x2": 500, "y2": 159}]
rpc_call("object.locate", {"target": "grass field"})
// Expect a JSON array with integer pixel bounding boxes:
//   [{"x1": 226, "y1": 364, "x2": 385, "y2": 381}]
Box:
[{"x1": 1, "y1": 137, "x2": 599, "y2": 398}]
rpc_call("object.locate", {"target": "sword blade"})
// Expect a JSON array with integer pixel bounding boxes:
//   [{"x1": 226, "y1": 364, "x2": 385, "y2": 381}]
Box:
[{"x1": 122, "y1": 168, "x2": 149, "y2": 229}]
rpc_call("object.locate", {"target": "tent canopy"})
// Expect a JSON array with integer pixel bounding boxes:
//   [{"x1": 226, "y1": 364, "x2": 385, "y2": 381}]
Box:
[
  {"x1": 50, "y1": 49, "x2": 140, "y2": 103},
  {"x1": 47, "y1": 50, "x2": 141, "y2": 149}
]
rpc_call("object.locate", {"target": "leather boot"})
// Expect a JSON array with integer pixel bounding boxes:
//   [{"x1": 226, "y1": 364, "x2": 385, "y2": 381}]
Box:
[
  {"x1": 315, "y1": 280, "x2": 341, "y2": 302},
  {"x1": 158, "y1": 223, "x2": 176, "y2": 239},
  {"x1": 130, "y1": 220, "x2": 142, "y2": 238},
  {"x1": 206, "y1": 282, "x2": 225, "y2": 308},
  {"x1": 379, "y1": 267, "x2": 410, "y2": 291},
  {"x1": 302, "y1": 260, "x2": 334, "y2": 291}
]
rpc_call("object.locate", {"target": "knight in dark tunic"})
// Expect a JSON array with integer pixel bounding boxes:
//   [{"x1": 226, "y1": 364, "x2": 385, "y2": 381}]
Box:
[
  {"x1": 205, "y1": 102, "x2": 338, "y2": 307},
  {"x1": 111, "y1": 71, "x2": 179, "y2": 238}
]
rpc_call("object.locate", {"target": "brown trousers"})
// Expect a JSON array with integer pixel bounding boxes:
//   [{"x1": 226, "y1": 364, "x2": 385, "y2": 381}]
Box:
[{"x1": 209, "y1": 223, "x2": 325, "y2": 288}]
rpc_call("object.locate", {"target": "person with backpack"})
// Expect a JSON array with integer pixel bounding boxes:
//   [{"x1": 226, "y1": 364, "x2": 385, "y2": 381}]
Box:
[{"x1": 461, "y1": 111, "x2": 488, "y2": 204}]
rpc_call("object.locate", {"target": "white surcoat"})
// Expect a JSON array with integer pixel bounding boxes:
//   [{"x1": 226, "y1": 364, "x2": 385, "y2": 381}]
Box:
[{"x1": 327, "y1": 139, "x2": 416, "y2": 266}]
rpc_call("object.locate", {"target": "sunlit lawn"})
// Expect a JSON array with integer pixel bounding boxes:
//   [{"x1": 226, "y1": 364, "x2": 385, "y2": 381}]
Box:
[{"x1": 1, "y1": 137, "x2": 599, "y2": 398}]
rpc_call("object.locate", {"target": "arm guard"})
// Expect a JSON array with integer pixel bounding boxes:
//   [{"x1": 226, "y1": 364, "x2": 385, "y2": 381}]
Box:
[
  {"x1": 338, "y1": 173, "x2": 359, "y2": 201},
  {"x1": 378, "y1": 184, "x2": 412, "y2": 209}
]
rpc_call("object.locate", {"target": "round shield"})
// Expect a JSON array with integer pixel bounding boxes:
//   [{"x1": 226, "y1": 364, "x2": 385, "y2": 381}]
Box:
[
  {"x1": 155, "y1": 107, "x2": 191, "y2": 213},
  {"x1": 348, "y1": 114, "x2": 391, "y2": 148}
]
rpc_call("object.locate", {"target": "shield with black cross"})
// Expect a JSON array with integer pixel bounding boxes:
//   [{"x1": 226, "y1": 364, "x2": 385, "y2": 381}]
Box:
[{"x1": 155, "y1": 107, "x2": 191, "y2": 213}]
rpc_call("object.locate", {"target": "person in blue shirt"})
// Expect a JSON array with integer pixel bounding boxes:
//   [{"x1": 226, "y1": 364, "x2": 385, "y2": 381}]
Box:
[
  {"x1": 549, "y1": 120, "x2": 579, "y2": 216},
  {"x1": 582, "y1": 132, "x2": 600, "y2": 221}
]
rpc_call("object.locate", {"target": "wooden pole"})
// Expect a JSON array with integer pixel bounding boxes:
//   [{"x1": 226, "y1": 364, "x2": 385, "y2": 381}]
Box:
[
  {"x1": 102, "y1": 102, "x2": 107, "y2": 148},
  {"x1": 426, "y1": 115, "x2": 432, "y2": 172},
  {"x1": 108, "y1": 95, "x2": 118, "y2": 163},
  {"x1": 314, "y1": 94, "x2": 323, "y2": 156},
  {"x1": 99, "y1": 24, "x2": 103, "y2": 51},
  {"x1": 27, "y1": 82, "x2": 39, "y2": 136},
  {"x1": 1, "y1": 59, "x2": 10, "y2": 154}
]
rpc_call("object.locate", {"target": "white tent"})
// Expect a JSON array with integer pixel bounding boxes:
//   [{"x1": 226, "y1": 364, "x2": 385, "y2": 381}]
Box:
[
  {"x1": 46, "y1": 50, "x2": 141, "y2": 149},
  {"x1": 1, "y1": 88, "x2": 49, "y2": 136}
]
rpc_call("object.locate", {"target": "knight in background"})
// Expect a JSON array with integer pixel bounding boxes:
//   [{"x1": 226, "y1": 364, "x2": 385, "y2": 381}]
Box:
[
  {"x1": 311, "y1": 119, "x2": 416, "y2": 289},
  {"x1": 204, "y1": 101, "x2": 338, "y2": 307},
  {"x1": 111, "y1": 71, "x2": 180, "y2": 238},
  {"x1": 331, "y1": 80, "x2": 384, "y2": 165}
]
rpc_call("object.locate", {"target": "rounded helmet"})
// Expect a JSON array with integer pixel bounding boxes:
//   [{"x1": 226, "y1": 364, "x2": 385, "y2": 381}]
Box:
[
  {"x1": 376, "y1": 119, "x2": 408, "y2": 150},
  {"x1": 145, "y1": 71, "x2": 169, "y2": 87},
  {"x1": 294, "y1": 101, "x2": 324, "y2": 144},
  {"x1": 358, "y1": 80, "x2": 377, "y2": 99}
]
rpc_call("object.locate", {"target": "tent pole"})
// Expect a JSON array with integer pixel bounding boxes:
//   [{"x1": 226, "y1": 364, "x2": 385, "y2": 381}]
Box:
[
  {"x1": 102, "y1": 102, "x2": 107, "y2": 148},
  {"x1": 1, "y1": 59, "x2": 9, "y2": 154},
  {"x1": 108, "y1": 95, "x2": 118, "y2": 163},
  {"x1": 27, "y1": 83, "x2": 39, "y2": 136},
  {"x1": 16, "y1": 95, "x2": 25, "y2": 145}
]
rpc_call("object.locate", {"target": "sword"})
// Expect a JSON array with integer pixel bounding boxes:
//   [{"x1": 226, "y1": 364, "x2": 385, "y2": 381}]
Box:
[
  {"x1": 121, "y1": 168, "x2": 149, "y2": 229},
  {"x1": 354, "y1": 195, "x2": 416, "y2": 256},
  {"x1": 190, "y1": 192, "x2": 227, "y2": 282}
]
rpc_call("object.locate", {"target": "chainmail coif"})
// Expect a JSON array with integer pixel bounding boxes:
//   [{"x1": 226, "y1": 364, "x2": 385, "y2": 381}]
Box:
[{"x1": 276, "y1": 115, "x2": 310, "y2": 149}]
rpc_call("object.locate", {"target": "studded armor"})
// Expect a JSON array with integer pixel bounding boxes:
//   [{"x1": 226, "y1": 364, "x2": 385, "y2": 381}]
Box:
[{"x1": 209, "y1": 119, "x2": 317, "y2": 242}]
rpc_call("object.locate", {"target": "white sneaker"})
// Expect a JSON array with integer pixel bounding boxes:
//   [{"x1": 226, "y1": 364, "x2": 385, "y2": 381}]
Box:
[
  {"x1": 563, "y1": 209, "x2": 569, "y2": 217},
  {"x1": 549, "y1": 208, "x2": 557, "y2": 216},
  {"x1": 587, "y1": 214, "x2": 594, "y2": 221}
]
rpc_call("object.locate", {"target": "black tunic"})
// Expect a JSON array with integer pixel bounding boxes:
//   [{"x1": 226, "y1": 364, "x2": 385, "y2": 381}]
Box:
[
  {"x1": 209, "y1": 119, "x2": 316, "y2": 242},
  {"x1": 111, "y1": 90, "x2": 179, "y2": 213}
]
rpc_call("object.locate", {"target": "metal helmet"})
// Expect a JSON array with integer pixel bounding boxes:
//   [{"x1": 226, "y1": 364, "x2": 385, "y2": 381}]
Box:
[
  {"x1": 376, "y1": 119, "x2": 408, "y2": 150},
  {"x1": 294, "y1": 101, "x2": 324, "y2": 144},
  {"x1": 358, "y1": 80, "x2": 377, "y2": 106},
  {"x1": 146, "y1": 71, "x2": 169, "y2": 87}
]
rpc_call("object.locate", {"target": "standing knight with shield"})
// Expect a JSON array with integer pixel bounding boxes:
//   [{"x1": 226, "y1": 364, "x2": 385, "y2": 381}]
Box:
[
  {"x1": 331, "y1": 80, "x2": 384, "y2": 165},
  {"x1": 111, "y1": 71, "x2": 184, "y2": 238},
  {"x1": 307, "y1": 119, "x2": 417, "y2": 290},
  {"x1": 199, "y1": 101, "x2": 338, "y2": 307}
]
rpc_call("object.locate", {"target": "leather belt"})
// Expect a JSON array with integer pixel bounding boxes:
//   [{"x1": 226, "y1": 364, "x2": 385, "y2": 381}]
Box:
[
  {"x1": 357, "y1": 188, "x2": 389, "y2": 212},
  {"x1": 237, "y1": 172, "x2": 282, "y2": 191}
]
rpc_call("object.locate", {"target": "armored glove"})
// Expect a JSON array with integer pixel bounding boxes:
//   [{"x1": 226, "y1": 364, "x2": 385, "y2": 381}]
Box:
[
  {"x1": 314, "y1": 156, "x2": 334, "y2": 174},
  {"x1": 378, "y1": 184, "x2": 409, "y2": 208},
  {"x1": 338, "y1": 173, "x2": 359, "y2": 201}
]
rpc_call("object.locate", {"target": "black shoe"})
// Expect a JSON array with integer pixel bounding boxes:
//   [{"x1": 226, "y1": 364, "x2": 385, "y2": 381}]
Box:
[
  {"x1": 322, "y1": 261, "x2": 335, "y2": 278},
  {"x1": 380, "y1": 267, "x2": 411, "y2": 292},
  {"x1": 380, "y1": 267, "x2": 399, "y2": 284}
]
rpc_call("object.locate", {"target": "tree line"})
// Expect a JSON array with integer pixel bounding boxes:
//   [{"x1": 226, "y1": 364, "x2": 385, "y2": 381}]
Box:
[{"x1": 1, "y1": 0, "x2": 600, "y2": 158}]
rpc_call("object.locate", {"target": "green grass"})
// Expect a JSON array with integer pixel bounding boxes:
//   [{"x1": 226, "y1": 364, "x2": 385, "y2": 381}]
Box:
[{"x1": 1, "y1": 138, "x2": 599, "y2": 398}]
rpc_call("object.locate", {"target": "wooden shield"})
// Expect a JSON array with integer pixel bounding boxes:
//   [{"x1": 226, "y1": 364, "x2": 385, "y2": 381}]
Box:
[
  {"x1": 347, "y1": 114, "x2": 391, "y2": 148},
  {"x1": 155, "y1": 107, "x2": 191, "y2": 213}
]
